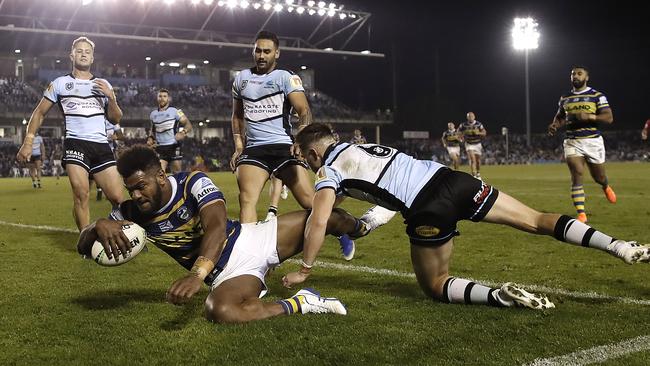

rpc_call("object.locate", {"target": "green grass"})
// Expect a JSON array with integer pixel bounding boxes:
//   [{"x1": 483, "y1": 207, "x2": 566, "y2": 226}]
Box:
[{"x1": 1, "y1": 162, "x2": 650, "y2": 365}]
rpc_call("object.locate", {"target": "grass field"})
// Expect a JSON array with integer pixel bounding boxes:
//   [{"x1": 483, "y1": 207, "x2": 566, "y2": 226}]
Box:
[{"x1": 1, "y1": 162, "x2": 650, "y2": 365}]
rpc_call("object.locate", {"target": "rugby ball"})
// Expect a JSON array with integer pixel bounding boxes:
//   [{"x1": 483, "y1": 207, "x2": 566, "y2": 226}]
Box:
[{"x1": 90, "y1": 223, "x2": 147, "y2": 266}]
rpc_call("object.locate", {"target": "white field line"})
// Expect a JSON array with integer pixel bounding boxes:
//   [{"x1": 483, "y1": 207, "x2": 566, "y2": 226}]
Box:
[
  {"x1": 524, "y1": 335, "x2": 650, "y2": 366},
  {"x1": 2, "y1": 220, "x2": 650, "y2": 307}
]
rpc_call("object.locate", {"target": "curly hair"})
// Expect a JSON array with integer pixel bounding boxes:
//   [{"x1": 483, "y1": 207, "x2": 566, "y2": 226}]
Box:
[{"x1": 116, "y1": 144, "x2": 161, "y2": 178}]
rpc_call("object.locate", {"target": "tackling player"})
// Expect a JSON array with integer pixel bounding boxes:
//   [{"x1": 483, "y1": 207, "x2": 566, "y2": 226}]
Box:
[
  {"x1": 77, "y1": 145, "x2": 352, "y2": 324},
  {"x1": 230, "y1": 30, "x2": 354, "y2": 260},
  {"x1": 548, "y1": 66, "x2": 616, "y2": 223},
  {"x1": 148, "y1": 89, "x2": 193, "y2": 174},
  {"x1": 441, "y1": 122, "x2": 462, "y2": 170},
  {"x1": 281, "y1": 123, "x2": 650, "y2": 310},
  {"x1": 458, "y1": 112, "x2": 486, "y2": 179},
  {"x1": 16, "y1": 36, "x2": 124, "y2": 231}
]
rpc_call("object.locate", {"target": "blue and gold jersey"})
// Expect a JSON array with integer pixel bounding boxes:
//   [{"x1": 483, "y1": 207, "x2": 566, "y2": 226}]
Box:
[
  {"x1": 557, "y1": 87, "x2": 610, "y2": 139},
  {"x1": 111, "y1": 171, "x2": 241, "y2": 284},
  {"x1": 458, "y1": 121, "x2": 485, "y2": 144},
  {"x1": 442, "y1": 129, "x2": 462, "y2": 147}
]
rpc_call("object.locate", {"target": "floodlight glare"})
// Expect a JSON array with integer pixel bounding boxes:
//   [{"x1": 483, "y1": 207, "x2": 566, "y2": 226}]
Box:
[
  {"x1": 169, "y1": 62, "x2": 181, "y2": 67},
  {"x1": 217, "y1": 1, "x2": 225, "y2": 6},
  {"x1": 274, "y1": 3, "x2": 283, "y2": 11},
  {"x1": 360, "y1": 50, "x2": 371, "y2": 54},
  {"x1": 22, "y1": 118, "x2": 27, "y2": 125},
  {"x1": 163, "y1": 0, "x2": 175, "y2": 5},
  {"x1": 296, "y1": 6, "x2": 305, "y2": 13},
  {"x1": 327, "y1": 9, "x2": 335, "y2": 16},
  {"x1": 318, "y1": 1, "x2": 326, "y2": 8},
  {"x1": 328, "y1": 2, "x2": 336, "y2": 9},
  {"x1": 17, "y1": 59, "x2": 22, "y2": 63},
  {"x1": 512, "y1": 17, "x2": 539, "y2": 50},
  {"x1": 205, "y1": 119, "x2": 210, "y2": 123},
  {"x1": 252, "y1": 2, "x2": 261, "y2": 9},
  {"x1": 187, "y1": 64, "x2": 197, "y2": 69},
  {"x1": 285, "y1": 0, "x2": 294, "y2": 4},
  {"x1": 55, "y1": 59, "x2": 61, "y2": 63},
  {"x1": 339, "y1": 12, "x2": 346, "y2": 19},
  {"x1": 308, "y1": 9, "x2": 316, "y2": 15},
  {"x1": 159, "y1": 62, "x2": 166, "y2": 66},
  {"x1": 203, "y1": 60, "x2": 210, "y2": 64},
  {"x1": 287, "y1": 6, "x2": 294, "y2": 12},
  {"x1": 14, "y1": 49, "x2": 20, "y2": 53},
  {"x1": 190, "y1": 0, "x2": 200, "y2": 4},
  {"x1": 263, "y1": 3, "x2": 272, "y2": 10},
  {"x1": 198, "y1": 121, "x2": 204, "y2": 127},
  {"x1": 145, "y1": 56, "x2": 152, "y2": 61},
  {"x1": 300, "y1": 65, "x2": 307, "y2": 70},
  {"x1": 307, "y1": 1, "x2": 315, "y2": 6},
  {"x1": 349, "y1": 13, "x2": 356, "y2": 18},
  {"x1": 324, "y1": 47, "x2": 333, "y2": 51},
  {"x1": 317, "y1": 8, "x2": 326, "y2": 16},
  {"x1": 240, "y1": 0, "x2": 249, "y2": 8},
  {"x1": 204, "y1": 0, "x2": 214, "y2": 4}
]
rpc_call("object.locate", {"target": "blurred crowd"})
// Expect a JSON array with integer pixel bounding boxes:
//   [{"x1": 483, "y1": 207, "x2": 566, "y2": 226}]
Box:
[{"x1": 1, "y1": 130, "x2": 648, "y2": 178}]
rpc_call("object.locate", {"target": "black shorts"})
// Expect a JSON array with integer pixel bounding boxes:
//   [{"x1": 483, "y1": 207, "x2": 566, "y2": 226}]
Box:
[
  {"x1": 155, "y1": 144, "x2": 183, "y2": 162},
  {"x1": 63, "y1": 138, "x2": 116, "y2": 174},
  {"x1": 404, "y1": 169, "x2": 499, "y2": 247},
  {"x1": 28, "y1": 155, "x2": 42, "y2": 164},
  {"x1": 236, "y1": 143, "x2": 308, "y2": 175}
]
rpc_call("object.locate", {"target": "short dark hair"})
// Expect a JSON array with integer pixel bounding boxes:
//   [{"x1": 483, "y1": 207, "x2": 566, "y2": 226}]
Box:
[
  {"x1": 295, "y1": 123, "x2": 335, "y2": 151},
  {"x1": 255, "y1": 30, "x2": 279, "y2": 49},
  {"x1": 158, "y1": 88, "x2": 170, "y2": 95},
  {"x1": 117, "y1": 145, "x2": 161, "y2": 178},
  {"x1": 572, "y1": 65, "x2": 589, "y2": 74}
]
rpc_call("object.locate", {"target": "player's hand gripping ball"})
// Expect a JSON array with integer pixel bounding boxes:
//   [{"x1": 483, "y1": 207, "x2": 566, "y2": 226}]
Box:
[{"x1": 91, "y1": 223, "x2": 147, "y2": 266}]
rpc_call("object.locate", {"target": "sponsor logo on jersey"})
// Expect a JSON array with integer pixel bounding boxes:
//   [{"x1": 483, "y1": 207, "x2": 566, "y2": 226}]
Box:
[
  {"x1": 177, "y1": 206, "x2": 190, "y2": 221},
  {"x1": 473, "y1": 183, "x2": 491, "y2": 204},
  {"x1": 290, "y1": 75, "x2": 302, "y2": 88},
  {"x1": 359, "y1": 145, "x2": 392, "y2": 158},
  {"x1": 197, "y1": 186, "x2": 217, "y2": 200},
  {"x1": 415, "y1": 226, "x2": 440, "y2": 237},
  {"x1": 66, "y1": 101, "x2": 78, "y2": 108},
  {"x1": 158, "y1": 220, "x2": 174, "y2": 231},
  {"x1": 65, "y1": 82, "x2": 74, "y2": 91}
]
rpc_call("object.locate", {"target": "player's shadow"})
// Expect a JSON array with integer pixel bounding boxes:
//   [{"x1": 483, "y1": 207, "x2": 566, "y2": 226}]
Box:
[
  {"x1": 71, "y1": 288, "x2": 163, "y2": 310},
  {"x1": 159, "y1": 303, "x2": 199, "y2": 332},
  {"x1": 42, "y1": 230, "x2": 80, "y2": 253}
]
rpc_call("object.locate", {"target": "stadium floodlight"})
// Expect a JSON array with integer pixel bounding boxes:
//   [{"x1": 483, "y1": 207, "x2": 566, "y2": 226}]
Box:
[
  {"x1": 169, "y1": 62, "x2": 181, "y2": 67},
  {"x1": 82, "y1": 0, "x2": 94, "y2": 5},
  {"x1": 327, "y1": 9, "x2": 335, "y2": 16},
  {"x1": 296, "y1": 6, "x2": 305, "y2": 13},
  {"x1": 205, "y1": 119, "x2": 210, "y2": 122},
  {"x1": 263, "y1": 3, "x2": 272, "y2": 10},
  {"x1": 300, "y1": 65, "x2": 307, "y2": 70},
  {"x1": 145, "y1": 56, "x2": 152, "y2": 61},
  {"x1": 22, "y1": 118, "x2": 27, "y2": 125},
  {"x1": 360, "y1": 50, "x2": 370, "y2": 54},
  {"x1": 163, "y1": 0, "x2": 175, "y2": 5},
  {"x1": 307, "y1": 0, "x2": 315, "y2": 6},
  {"x1": 317, "y1": 8, "x2": 326, "y2": 16},
  {"x1": 226, "y1": 0, "x2": 237, "y2": 7},
  {"x1": 328, "y1": 2, "x2": 336, "y2": 9},
  {"x1": 308, "y1": 9, "x2": 316, "y2": 15},
  {"x1": 287, "y1": 6, "x2": 294, "y2": 12},
  {"x1": 187, "y1": 64, "x2": 197, "y2": 69},
  {"x1": 274, "y1": 3, "x2": 283, "y2": 11},
  {"x1": 190, "y1": 0, "x2": 200, "y2": 4},
  {"x1": 217, "y1": 0, "x2": 225, "y2": 6},
  {"x1": 14, "y1": 49, "x2": 20, "y2": 53},
  {"x1": 17, "y1": 59, "x2": 22, "y2": 63},
  {"x1": 240, "y1": 0, "x2": 249, "y2": 8},
  {"x1": 324, "y1": 47, "x2": 333, "y2": 51},
  {"x1": 252, "y1": 2, "x2": 261, "y2": 9},
  {"x1": 198, "y1": 121, "x2": 204, "y2": 127},
  {"x1": 317, "y1": 1, "x2": 326, "y2": 8},
  {"x1": 512, "y1": 17, "x2": 540, "y2": 147},
  {"x1": 55, "y1": 59, "x2": 61, "y2": 63},
  {"x1": 285, "y1": 0, "x2": 294, "y2": 4},
  {"x1": 203, "y1": 60, "x2": 209, "y2": 64},
  {"x1": 159, "y1": 62, "x2": 166, "y2": 66},
  {"x1": 349, "y1": 13, "x2": 356, "y2": 18},
  {"x1": 339, "y1": 12, "x2": 346, "y2": 19},
  {"x1": 204, "y1": 0, "x2": 214, "y2": 4}
]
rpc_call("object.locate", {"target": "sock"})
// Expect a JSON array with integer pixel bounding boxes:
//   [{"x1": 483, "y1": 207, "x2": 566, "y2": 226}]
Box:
[
  {"x1": 600, "y1": 178, "x2": 609, "y2": 189},
  {"x1": 267, "y1": 205, "x2": 278, "y2": 216},
  {"x1": 443, "y1": 277, "x2": 505, "y2": 307},
  {"x1": 277, "y1": 295, "x2": 302, "y2": 315},
  {"x1": 571, "y1": 185, "x2": 585, "y2": 215},
  {"x1": 553, "y1": 214, "x2": 614, "y2": 251}
]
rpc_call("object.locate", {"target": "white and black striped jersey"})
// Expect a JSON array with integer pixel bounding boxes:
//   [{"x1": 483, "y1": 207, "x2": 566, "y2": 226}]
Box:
[
  {"x1": 314, "y1": 143, "x2": 446, "y2": 212},
  {"x1": 44, "y1": 74, "x2": 113, "y2": 143}
]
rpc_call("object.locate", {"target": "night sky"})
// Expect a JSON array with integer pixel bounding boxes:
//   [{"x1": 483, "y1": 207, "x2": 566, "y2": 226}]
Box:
[{"x1": 2, "y1": 0, "x2": 649, "y2": 134}]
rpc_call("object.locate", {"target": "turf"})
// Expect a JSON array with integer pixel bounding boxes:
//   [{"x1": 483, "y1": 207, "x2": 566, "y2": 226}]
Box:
[{"x1": 1, "y1": 162, "x2": 649, "y2": 365}]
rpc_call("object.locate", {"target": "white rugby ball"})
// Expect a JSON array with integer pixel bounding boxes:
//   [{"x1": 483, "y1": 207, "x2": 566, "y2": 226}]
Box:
[{"x1": 91, "y1": 223, "x2": 147, "y2": 266}]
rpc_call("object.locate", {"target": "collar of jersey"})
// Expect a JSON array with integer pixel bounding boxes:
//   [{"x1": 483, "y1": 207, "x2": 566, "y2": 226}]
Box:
[
  {"x1": 66, "y1": 72, "x2": 96, "y2": 81},
  {"x1": 571, "y1": 87, "x2": 593, "y2": 95},
  {"x1": 155, "y1": 176, "x2": 178, "y2": 215}
]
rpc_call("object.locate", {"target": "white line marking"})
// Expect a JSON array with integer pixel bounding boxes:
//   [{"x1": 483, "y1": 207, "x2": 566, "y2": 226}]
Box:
[
  {"x1": 524, "y1": 335, "x2": 650, "y2": 366},
  {"x1": 2, "y1": 220, "x2": 649, "y2": 306}
]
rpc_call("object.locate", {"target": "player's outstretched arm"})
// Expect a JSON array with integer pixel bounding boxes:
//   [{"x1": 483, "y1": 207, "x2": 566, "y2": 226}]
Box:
[
  {"x1": 282, "y1": 188, "x2": 336, "y2": 288},
  {"x1": 16, "y1": 98, "x2": 53, "y2": 163},
  {"x1": 166, "y1": 201, "x2": 228, "y2": 305}
]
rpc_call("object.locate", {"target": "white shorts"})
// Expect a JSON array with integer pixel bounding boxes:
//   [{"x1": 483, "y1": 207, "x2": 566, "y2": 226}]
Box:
[
  {"x1": 465, "y1": 143, "x2": 483, "y2": 155},
  {"x1": 563, "y1": 136, "x2": 606, "y2": 164},
  {"x1": 446, "y1": 146, "x2": 461, "y2": 157},
  {"x1": 210, "y1": 217, "x2": 280, "y2": 291}
]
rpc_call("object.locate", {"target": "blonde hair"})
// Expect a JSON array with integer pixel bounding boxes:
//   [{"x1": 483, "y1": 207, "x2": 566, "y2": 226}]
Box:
[{"x1": 71, "y1": 36, "x2": 95, "y2": 51}]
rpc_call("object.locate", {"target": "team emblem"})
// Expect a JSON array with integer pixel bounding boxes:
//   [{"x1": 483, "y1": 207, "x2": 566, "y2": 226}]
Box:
[
  {"x1": 241, "y1": 80, "x2": 248, "y2": 90},
  {"x1": 289, "y1": 75, "x2": 302, "y2": 88},
  {"x1": 415, "y1": 226, "x2": 440, "y2": 237},
  {"x1": 359, "y1": 145, "x2": 392, "y2": 158},
  {"x1": 65, "y1": 82, "x2": 74, "y2": 91},
  {"x1": 177, "y1": 206, "x2": 190, "y2": 221}
]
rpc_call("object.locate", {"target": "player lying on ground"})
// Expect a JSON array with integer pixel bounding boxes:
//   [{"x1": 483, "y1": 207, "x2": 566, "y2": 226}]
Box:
[
  {"x1": 282, "y1": 123, "x2": 650, "y2": 310},
  {"x1": 77, "y1": 145, "x2": 356, "y2": 324}
]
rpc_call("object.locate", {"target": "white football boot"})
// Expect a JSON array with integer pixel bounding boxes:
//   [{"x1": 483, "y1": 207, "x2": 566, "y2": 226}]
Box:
[
  {"x1": 350, "y1": 205, "x2": 398, "y2": 239},
  {"x1": 607, "y1": 240, "x2": 650, "y2": 264},
  {"x1": 281, "y1": 185, "x2": 289, "y2": 200},
  {"x1": 294, "y1": 288, "x2": 347, "y2": 315},
  {"x1": 498, "y1": 283, "x2": 555, "y2": 310}
]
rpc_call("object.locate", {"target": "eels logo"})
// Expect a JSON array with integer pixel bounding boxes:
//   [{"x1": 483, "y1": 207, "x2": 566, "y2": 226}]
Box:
[{"x1": 415, "y1": 226, "x2": 440, "y2": 237}]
